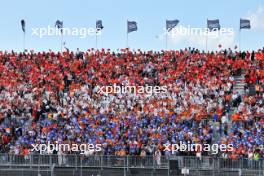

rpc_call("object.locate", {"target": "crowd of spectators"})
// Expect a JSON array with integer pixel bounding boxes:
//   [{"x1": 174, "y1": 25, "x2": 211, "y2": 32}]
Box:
[{"x1": 0, "y1": 48, "x2": 263, "y2": 160}]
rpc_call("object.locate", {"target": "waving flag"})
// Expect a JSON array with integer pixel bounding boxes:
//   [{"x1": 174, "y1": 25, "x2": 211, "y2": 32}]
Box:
[
  {"x1": 207, "y1": 19, "x2": 220, "y2": 31},
  {"x1": 21, "y1": 19, "x2": 25, "y2": 33},
  {"x1": 96, "y1": 20, "x2": 104, "y2": 31},
  {"x1": 55, "y1": 20, "x2": 63, "y2": 33},
  {"x1": 166, "y1": 19, "x2": 179, "y2": 32},
  {"x1": 127, "y1": 21, "x2": 137, "y2": 33},
  {"x1": 240, "y1": 19, "x2": 251, "y2": 29}
]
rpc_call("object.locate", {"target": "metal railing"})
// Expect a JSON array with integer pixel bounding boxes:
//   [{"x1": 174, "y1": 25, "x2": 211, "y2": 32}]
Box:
[
  {"x1": 0, "y1": 154, "x2": 263, "y2": 170},
  {"x1": 0, "y1": 154, "x2": 264, "y2": 176}
]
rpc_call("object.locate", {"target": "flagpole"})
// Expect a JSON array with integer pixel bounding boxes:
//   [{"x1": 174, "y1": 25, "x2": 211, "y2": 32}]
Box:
[
  {"x1": 61, "y1": 33, "x2": 63, "y2": 53},
  {"x1": 126, "y1": 20, "x2": 128, "y2": 48},
  {"x1": 239, "y1": 29, "x2": 241, "y2": 51},
  {"x1": 206, "y1": 19, "x2": 208, "y2": 52},
  {"x1": 23, "y1": 31, "x2": 25, "y2": 52},
  {"x1": 21, "y1": 20, "x2": 26, "y2": 52},
  {"x1": 126, "y1": 33, "x2": 128, "y2": 48},
  {"x1": 205, "y1": 18, "x2": 210, "y2": 53},
  {"x1": 96, "y1": 20, "x2": 98, "y2": 49},
  {"x1": 96, "y1": 33, "x2": 98, "y2": 49},
  {"x1": 165, "y1": 20, "x2": 168, "y2": 50},
  {"x1": 166, "y1": 30, "x2": 168, "y2": 50},
  {"x1": 205, "y1": 30, "x2": 208, "y2": 52}
]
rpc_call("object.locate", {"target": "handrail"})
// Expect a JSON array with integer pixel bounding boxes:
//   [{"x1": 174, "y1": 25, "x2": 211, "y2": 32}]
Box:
[{"x1": 0, "y1": 154, "x2": 263, "y2": 170}]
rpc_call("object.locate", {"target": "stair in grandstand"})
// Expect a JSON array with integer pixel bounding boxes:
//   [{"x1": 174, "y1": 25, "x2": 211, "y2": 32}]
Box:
[
  {"x1": 227, "y1": 74, "x2": 246, "y2": 132},
  {"x1": 230, "y1": 74, "x2": 246, "y2": 113},
  {"x1": 248, "y1": 83, "x2": 256, "y2": 96},
  {"x1": 233, "y1": 74, "x2": 246, "y2": 96}
]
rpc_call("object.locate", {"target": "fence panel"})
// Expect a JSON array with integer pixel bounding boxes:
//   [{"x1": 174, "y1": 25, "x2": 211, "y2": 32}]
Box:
[{"x1": 0, "y1": 154, "x2": 263, "y2": 172}]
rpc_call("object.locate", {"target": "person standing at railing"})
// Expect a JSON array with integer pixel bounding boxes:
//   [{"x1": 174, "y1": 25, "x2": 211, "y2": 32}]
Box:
[
  {"x1": 140, "y1": 149, "x2": 146, "y2": 167},
  {"x1": 58, "y1": 150, "x2": 62, "y2": 166},
  {"x1": 253, "y1": 151, "x2": 260, "y2": 161},
  {"x1": 253, "y1": 150, "x2": 260, "y2": 169},
  {"x1": 23, "y1": 148, "x2": 30, "y2": 161},
  {"x1": 154, "y1": 149, "x2": 161, "y2": 168},
  {"x1": 247, "y1": 149, "x2": 253, "y2": 168},
  {"x1": 196, "y1": 145, "x2": 202, "y2": 161}
]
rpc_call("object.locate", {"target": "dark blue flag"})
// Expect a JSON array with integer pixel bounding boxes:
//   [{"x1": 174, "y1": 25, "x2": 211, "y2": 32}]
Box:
[
  {"x1": 55, "y1": 20, "x2": 63, "y2": 33},
  {"x1": 96, "y1": 20, "x2": 104, "y2": 31},
  {"x1": 207, "y1": 19, "x2": 220, "y2": 31},
  {"x1": 21, "y1": 19, "x2": 25, "y2": 33},
  {"x1": 127, "y1": 21, "x2": 137, "y2": 33},
  {"x1": 166, "y1": 19, "x2": 179, "y2": 32},
  {"x1": 240, "y1": 19, "x2": 251, "y2": 29}
]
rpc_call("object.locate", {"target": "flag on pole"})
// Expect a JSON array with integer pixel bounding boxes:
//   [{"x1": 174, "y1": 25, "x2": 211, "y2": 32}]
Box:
[
  {"x1": 207, "y1": 19, "x2": 220, "y2": 31},
  {"x1": 240, "y1": 19, "x2": 251, "y2": 29},
  {"x1": 127, "y1": 21, "x2": 137, "y2": 33},
  {"x1": 55, "y1": 20, "x2": 63, "y2": 33},
  {"x1": 21, "y1": 19, "x2": 25, "y2": 33},
  {"x1": 96, "y1": 20, "x2": 104, "y2": 31},
  {"x1": 166, "y1": 19, "x2": 179, "y2": 32}
]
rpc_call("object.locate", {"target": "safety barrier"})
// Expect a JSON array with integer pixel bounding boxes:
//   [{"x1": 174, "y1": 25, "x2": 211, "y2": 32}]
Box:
[
  {"x1": 0, "y1": 154, "x2": 263, "y2": 169},
  {"x1": 0, "y1": 154, "x2": 263, "y2": 176}
]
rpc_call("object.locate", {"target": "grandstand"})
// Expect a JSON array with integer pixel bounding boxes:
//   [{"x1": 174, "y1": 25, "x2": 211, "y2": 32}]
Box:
[
  {"x1": 0, "y1": 48, "x2": 263, "y2": 175},
  {"x1": 0, "y1": 0, "x2": 264, "y2": 175}
]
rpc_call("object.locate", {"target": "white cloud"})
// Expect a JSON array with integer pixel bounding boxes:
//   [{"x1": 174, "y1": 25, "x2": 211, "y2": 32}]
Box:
[{"x1": 246, "y1": 5, "x2": 264, "y2": 30}]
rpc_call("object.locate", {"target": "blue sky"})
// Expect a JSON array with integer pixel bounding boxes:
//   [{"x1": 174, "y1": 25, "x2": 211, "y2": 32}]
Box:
[{"x1": 0, "y1": 0, "x2": 263, "y2": 52}]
